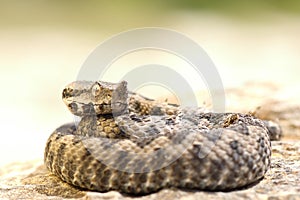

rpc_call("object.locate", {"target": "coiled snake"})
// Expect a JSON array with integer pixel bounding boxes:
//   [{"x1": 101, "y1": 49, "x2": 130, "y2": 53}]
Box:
[{"x1": 44, "y1": 81, "x2": 281, "y2": 194}]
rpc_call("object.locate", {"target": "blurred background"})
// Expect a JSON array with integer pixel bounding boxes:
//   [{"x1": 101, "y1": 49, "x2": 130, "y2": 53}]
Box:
[{"x1": 1, "y1": 0, "x2": 299, "y2": 167}]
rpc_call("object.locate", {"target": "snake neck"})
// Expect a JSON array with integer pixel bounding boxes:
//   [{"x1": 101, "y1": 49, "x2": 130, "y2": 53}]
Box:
[{"x1": 128, "y1": 92, "x2": 179, "y2": 116}]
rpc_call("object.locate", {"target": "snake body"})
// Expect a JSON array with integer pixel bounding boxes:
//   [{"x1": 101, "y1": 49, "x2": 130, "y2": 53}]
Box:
[{"x1": 44, "y1": 81, "x2": 280, "y2": 194}]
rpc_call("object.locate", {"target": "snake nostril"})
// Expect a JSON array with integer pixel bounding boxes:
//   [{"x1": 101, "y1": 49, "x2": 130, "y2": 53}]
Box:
[
  {"x1": 62, "y1": 89, "x2": 67, "y2": 99},
  {"x1": 62, "y1": 88, "x2": 74, "y2": 99}
]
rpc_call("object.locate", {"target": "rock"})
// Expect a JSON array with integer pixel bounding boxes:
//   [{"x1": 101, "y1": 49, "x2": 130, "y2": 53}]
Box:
[{"x1": 0, "y1": 160, "x2": 85, "y2": 199}]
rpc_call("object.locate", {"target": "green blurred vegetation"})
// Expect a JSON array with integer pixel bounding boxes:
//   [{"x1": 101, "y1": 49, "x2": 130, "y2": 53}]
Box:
[
  {"x1": 167, "y1": 0, "x2": 300, "y2": 13},
  {"x1": 1, "y1": 0, "x2": 300, "y2": 30}
]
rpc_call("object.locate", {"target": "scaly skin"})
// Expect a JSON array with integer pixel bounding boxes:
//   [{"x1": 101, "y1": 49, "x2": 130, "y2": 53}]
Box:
[{"x1": 44, "y1": 81, "x2": 278, "y2": 194}]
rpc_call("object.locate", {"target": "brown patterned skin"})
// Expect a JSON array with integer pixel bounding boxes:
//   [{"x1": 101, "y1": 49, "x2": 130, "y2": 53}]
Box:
[{"x1": 44, "y1": 81, "x2": 278, "y2": 194}]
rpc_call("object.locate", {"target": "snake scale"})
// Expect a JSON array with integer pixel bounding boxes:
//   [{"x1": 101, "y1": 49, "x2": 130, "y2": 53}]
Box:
[{"x1": 44, "y1": 80, "x2": 281, "y2": 194}]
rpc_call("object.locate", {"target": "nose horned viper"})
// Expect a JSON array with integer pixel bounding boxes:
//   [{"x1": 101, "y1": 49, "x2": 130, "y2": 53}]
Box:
[{"x1": 44, "y1": 81, "x2": 281, "y2": 194}]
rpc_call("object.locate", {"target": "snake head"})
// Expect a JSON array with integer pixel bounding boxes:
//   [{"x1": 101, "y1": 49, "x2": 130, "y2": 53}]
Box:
[{"x1": 62, "y1": 80, "x2": 128, "y2": 116}]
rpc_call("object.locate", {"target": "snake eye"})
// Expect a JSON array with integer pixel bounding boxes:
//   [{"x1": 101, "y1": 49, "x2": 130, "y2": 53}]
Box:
[{"x1": 91, "y1": 83, "x2": 101, "y2": 97}]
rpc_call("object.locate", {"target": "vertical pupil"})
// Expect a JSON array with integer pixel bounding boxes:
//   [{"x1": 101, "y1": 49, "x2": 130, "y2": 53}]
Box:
[{"x1": 92, "y1": 85, "x2": 100, "y2": 96}]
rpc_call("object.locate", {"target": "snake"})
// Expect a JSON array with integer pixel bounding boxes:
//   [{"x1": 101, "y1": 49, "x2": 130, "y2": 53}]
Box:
[{"x1": 44, "y1": 80, "x2": 282, "y2": 194}]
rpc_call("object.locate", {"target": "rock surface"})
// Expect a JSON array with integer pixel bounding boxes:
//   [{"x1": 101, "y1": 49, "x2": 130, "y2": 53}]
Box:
[{"x1": 1, "y1": 82, "x2": 299, "y2": 200}]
